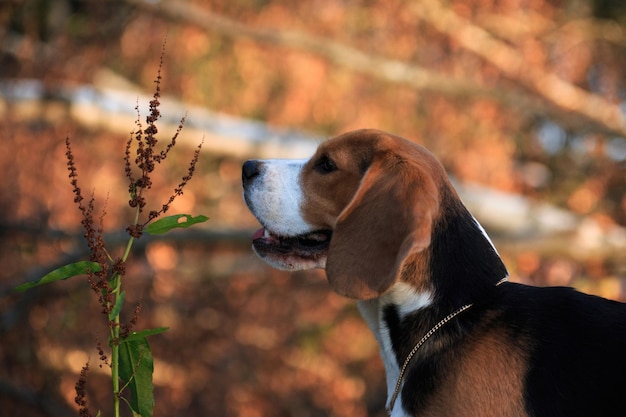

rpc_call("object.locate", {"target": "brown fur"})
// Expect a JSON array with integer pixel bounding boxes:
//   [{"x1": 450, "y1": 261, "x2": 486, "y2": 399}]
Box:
[
  {"x1": 299, "y1": 129, "x2": 445, "y2": 299},
  {"x1": 422, "y1": 320, "x2": 530, "y2": 417}
]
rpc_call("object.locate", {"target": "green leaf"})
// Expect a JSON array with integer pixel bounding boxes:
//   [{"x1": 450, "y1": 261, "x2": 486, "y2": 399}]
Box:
[
  {"x1": 109, "y1": 291, "x2": 125, "y2": 321},
  {"x1": 109, "y1": 327, "x2": 168, "y2": 347},
  {"x1": 144, "y1": 214, "x2": 208, "y2": 235},
  {"x1": 14, "y1": 261, "x2": 102, "y2": 292},
  {"x1": 119, "y1": 337, "x2": 155, "y2": 417},
  {"x1": 122, "y1": 327, "x2": 169, "y2": 344}
]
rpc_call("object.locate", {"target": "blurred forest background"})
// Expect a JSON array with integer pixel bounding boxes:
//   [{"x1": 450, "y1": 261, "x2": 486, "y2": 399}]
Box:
[{"x1": 0, "y1": 0, "x2": 625, "y2": 416}]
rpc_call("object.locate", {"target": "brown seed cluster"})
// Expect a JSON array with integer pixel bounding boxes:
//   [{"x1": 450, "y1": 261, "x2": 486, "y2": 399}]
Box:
[
  {"x1": 121, "y1": 300, "x2": 143, "y2": 339},
  {"x1": 66, "y1": 137, "x2": 112, "y2": 315},
  {"x1": 123, "y1": 47, "x2": 202, "y2": 239},
  {"x1": 74, "y1": 362, "x2": 92, "y2": 417}
]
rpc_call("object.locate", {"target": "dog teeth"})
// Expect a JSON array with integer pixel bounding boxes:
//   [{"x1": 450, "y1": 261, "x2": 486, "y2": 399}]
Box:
[{"x1": 264, "y1": 228, "x2": 270, "y2": 238}]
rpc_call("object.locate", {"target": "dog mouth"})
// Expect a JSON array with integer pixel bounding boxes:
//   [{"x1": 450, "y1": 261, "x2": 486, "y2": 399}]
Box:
[
  {"x1": 252, "y1": 228, "x2": 332, "y2": 252},
  {"x1": 251, "y1": 227, "x2": 331, "y2": 269}
]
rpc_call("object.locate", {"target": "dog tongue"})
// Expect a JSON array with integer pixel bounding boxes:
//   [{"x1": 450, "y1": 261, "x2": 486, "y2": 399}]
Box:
[{"x1": 252, "y1": 228, "x2": 266, "y2": 240}]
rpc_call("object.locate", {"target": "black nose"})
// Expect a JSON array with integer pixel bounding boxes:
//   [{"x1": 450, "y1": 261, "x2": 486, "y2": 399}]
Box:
[{"x1": 242, "y1": 160, "x2": 262, "y2": 186}]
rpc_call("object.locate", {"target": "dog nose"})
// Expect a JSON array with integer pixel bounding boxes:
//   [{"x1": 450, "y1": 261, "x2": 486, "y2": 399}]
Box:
[{"x1": 242, "y1": 160, "x2": 263, "y2": 186}]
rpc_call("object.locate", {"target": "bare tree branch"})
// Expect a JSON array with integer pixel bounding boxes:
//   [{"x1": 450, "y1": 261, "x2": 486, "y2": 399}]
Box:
[
  {"x1": 126, "y1": 0, "x2": 626, "y2": 137},
  {"x1": 412, "y1": 0, "x2": 626, "y2": 136},
  {"x1": 549, "y1": 18, "x2": 626, "y2": 47},
  {"x1": 474, "y1": 13, "x2": 626, "y2": 47},
  {"x1": 125, "y1": 0, "x2": 484, "y2": 96}
]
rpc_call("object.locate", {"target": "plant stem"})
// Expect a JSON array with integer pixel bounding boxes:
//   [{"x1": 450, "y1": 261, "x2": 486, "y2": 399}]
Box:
[
  {"x1": 110, "y1": 207, "x2": 139, "y2": 417},
  {"x1": 111, "y1": 273, "x2": 121, "y2": 417}
]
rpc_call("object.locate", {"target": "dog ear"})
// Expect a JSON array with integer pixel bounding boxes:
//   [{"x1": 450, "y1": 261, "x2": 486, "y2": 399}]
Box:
[{"x1": 325, "y1": 158, "x2": 439, "y2": 299}]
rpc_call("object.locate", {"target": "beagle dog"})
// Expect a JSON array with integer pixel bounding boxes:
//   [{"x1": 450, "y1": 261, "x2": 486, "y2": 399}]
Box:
[{"x1": 241, "y1": 129, "x2": 626, "y2": 417}]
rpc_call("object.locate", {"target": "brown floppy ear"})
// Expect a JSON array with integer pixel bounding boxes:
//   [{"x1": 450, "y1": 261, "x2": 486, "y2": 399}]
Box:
[{"x1": 326, "y1": 159, "x2": 439, "y2": 300}]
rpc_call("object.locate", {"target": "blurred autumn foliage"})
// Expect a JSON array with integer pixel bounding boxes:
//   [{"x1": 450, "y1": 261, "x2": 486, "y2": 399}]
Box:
[{"x1": 0, "y1": 0, "x2": 625, "y2": 416}]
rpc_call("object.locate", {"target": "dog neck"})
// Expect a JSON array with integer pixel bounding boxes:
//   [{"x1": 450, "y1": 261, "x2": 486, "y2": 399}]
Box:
[
  {"x1": 356, "y1": 196, "x2": 509, "y2": 416},
  {"x1": 357, "y1": 283, "x2": 434, "y2": 416}
]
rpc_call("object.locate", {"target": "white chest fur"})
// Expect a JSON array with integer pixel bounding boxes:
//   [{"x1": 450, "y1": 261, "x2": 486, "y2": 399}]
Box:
[{"x1": 357, "y1": 283, "x2": 433, "y2": 417}]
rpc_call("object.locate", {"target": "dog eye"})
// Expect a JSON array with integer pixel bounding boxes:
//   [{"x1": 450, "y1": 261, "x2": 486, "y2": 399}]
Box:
[{"x1": 314, "y1": 155, "x2": 337, "y2": 174}]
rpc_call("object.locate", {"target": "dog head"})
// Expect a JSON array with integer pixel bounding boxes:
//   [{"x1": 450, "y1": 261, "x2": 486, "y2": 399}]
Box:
[{"x1": 242, "y1": 129, "x2": 464, "y2": 300}]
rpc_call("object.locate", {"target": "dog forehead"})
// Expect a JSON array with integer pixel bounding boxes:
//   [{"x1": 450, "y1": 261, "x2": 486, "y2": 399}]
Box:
[
  {"x1": 323, "y1": 129, "x2": 427, "y2": 156},
  {"x1": 317, "y1": 130, "x2": 382, "y2": 156}
]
